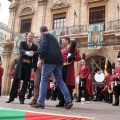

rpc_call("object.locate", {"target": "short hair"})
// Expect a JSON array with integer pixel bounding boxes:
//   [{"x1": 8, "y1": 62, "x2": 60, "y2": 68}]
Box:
[
  {"x1": 62, "y1": 37, "x2": 71, "y2": 44},
  {"x1": 40, "y1": 26, "x2": 48, "y2": 32},
  {"x1": 27, "y1": 32, "x2": 34, "y2": 36}
]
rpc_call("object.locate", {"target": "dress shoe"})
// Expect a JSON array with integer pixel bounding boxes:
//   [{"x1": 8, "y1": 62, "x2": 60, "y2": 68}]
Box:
[
  {"x1": 6, "y1": 99, "x2": 14, "y2": 103},
  {"x1": 20, "y1": 101, "x2": 24, "y2": 104},
  {"x1": 29, "y1": 99, "x2": 37, "y2": 105},
  {"x1": 55, "y1": 103, "x2": 64, "y2": 107},
  {"x1": 32, "y1": 103, "x2": 44, "y2": 109},
  {"x1": 112, "y1": 103, "x2": 119, "y2": 106},
  {"x1": 64, "y1": 102, "x2": 73, "y2": 109}
]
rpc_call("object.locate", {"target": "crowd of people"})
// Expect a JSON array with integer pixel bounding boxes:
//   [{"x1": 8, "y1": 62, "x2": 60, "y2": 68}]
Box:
[{"x1": 0, "y1": 26, "x2": 120, "y2": 109}]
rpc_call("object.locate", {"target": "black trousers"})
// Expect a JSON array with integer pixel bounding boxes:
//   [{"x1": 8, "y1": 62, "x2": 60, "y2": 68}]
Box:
[
  {"x1": 9, "y1": 63, "x2": 31, "y2": 101},
  {"x1": 52, "y1": 88, "x2": 58, "y2": 100},
  {"x1": 78, "y1": 78, "x2": 89, "y2": 101},
  {"x1": 109, "y1": 93, "x2": 113, "y2": 103},
  {"x1": 27, "y1": 80, "x2": 34, "y2": 98},
  {"x1": 114, "y1": 85, "x2": 120, "y2": 105},
  {"x1": 103, "y1": 91, "x2": 109, "y2": 102},
  {"x1": 58, "y1": 65, "x2": 73, "y2": 105}
]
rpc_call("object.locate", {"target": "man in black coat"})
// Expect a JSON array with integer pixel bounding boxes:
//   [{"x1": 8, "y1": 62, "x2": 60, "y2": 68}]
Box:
[{"x1": 6, "y1": 32, "x2": 38, "y2": 104}]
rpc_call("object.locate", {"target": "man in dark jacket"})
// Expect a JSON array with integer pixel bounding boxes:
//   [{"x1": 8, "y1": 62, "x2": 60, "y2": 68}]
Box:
[
  {"x1": 6, "y1": 32, "x2": 38, "y2": 104},
  {"x1": 32, "y1": 26, "x2": 73, "y2": 109}
]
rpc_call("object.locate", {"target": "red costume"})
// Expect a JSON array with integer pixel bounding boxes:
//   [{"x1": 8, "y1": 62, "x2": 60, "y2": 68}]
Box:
[
  {"x1": 77, "y1": 66, "x2": 90, "y2": 80},
  {"x1": 10, "y1": 69, "x2": 20, "y2": 89},
  {"x1": 109, "y1": 67, "x2": 120, "y2": 85},
  {"x1": 0, "y1": 66, "x2": 4, "y2": 87},
  {"x1": 103, "y1": 73, "x2": 111, "y2": 92},
  {"x1": 30, "y1": 71, "x2": 34, "y2": 81},
  {"x1": 10, "y1": 69, "x2": 15, "y2": 78},
  {"x1": 86, "y1": 75, "x2": 92, "y2": 95},
  {"x1": 113, "y1": 67, "x2": 120, "y2": 78},
  {"x1": 61, "y1": 48, "x2": 81, "y2": 87}
]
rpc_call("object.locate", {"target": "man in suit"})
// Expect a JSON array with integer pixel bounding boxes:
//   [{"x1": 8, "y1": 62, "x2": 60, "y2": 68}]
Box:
[
  {"x1": 32, "y1": 26, "x2": 73, "y2": 109},
  {"x1": 0, "y1": 60, "x2": 4, "y2": 96},
  {"x1": 6, "y1": 32, "x2": 38, "y2": 104}
]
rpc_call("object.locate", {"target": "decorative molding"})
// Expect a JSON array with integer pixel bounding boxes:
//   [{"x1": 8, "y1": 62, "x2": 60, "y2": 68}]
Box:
[
  {"x1": 113, "y1": 46, "x2": 120, "y2": 50},
  {"x1": 85, "y1": 0, "x2": 108, "y2": 4},
  {"x1": 9, "y1": 3, "x2": 18, "y2": 12},
  {"x1": 38, "y1": 0, "x2": 48, "y2": 6},
  {"x1": 50, "y1": 0, "x2": 69, "y2": 10},
  {"x1": 19, "y1": 6, "x2": 35, "y2": 17}
]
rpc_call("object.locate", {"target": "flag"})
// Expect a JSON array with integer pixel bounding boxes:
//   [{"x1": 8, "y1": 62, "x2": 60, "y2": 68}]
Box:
[
  {"x1": 104, "y1": 49, "x2": 108, "y2": 76},
  {"x1": 88, "y1": 23, "x2": 104, "y2": 50}
]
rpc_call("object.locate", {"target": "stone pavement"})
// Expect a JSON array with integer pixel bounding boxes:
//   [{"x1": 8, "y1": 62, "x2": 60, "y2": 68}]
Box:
[{"x1": 0, "y1": 96, "x2": 120, "y2": 120}]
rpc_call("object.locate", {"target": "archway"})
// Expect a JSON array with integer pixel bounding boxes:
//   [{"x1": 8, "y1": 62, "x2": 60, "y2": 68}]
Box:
[
  {"x1": 86, "y1": 55, "x2": 112, "y2": 76},
  {"x1": 86, "y1": 55, "x2": 112, "y2": 101}
]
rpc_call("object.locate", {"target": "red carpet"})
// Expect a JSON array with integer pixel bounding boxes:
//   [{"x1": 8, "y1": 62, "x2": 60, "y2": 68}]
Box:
[{"x1": 0, "y1": 108, "x2": 93, "y2": 120}]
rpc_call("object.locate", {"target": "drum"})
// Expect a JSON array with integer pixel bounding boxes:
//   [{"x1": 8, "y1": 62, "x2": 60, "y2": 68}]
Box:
[{"x1": 94, "y1": 71, "x2": 105, "y2": 82}]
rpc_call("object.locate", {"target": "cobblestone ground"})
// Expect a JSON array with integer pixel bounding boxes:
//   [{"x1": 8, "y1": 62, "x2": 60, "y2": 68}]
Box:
[{"x1": 0, "y1": 96, "x2": 120, "y2": 120}]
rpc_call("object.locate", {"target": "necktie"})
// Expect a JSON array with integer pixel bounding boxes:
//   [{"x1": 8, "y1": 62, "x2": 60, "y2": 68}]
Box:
[{"x1": 28, "y1": 43, "x2": 31, "y2": 48}]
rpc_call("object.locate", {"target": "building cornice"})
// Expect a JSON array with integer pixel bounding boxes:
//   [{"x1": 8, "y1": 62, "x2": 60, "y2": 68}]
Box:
[{"x1": 50, "y1": 0, "x2": 69, "y2": 10}]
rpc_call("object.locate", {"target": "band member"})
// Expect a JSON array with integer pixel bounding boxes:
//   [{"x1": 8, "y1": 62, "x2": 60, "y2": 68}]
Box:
[
  {"x1": 86, "y1": 74, "x2": 92, "y2": 100},
  {"x1": 103, "y1": 69, "x2": 111, "y2": 102},
  {"x1": 108, "y1": 63, "x2": 115, "y2": 103},
  {"x1": 10, "y1": 64, "x2": 20, "y2": 97},
  {"x1": 112, "y1": 52, "x2": 120, "y2": 106},
  {"x1": 76, "y1": 53, "x2": 90, "y2": 102},
  {"x1": 0, "y1": 59, "x2": 4, "y2": 97},
  {"x1": 56, "y1": 37, "x2": 81, "y2": 107},
  {"x1": 6, "y1": 32, "x2": 38, "y2": 104}
]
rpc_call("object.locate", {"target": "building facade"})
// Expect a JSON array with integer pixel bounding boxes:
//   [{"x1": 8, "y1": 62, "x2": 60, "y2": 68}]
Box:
[{"x1": 0, "y1": 0, "x2": 120, "y2": 95}]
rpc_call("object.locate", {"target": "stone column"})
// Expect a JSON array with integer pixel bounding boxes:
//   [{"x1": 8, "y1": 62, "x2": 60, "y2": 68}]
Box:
[
  {"x1": 1, "y1": 42, "x2": 13, "y2": 95},
  {"x1": 6, "y1": 1, "x2": 18, "y2": 40}
]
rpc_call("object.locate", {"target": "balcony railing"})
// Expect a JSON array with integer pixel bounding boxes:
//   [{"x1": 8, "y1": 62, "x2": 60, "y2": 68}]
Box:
[{"x1": 60, "y1": 20, "x2": 120, "y2": 36}]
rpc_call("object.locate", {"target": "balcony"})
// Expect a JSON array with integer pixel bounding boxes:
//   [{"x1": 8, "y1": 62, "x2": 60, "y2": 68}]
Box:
[{"x1": 60, "y1": 20, "x2": 120, "y2": 37}]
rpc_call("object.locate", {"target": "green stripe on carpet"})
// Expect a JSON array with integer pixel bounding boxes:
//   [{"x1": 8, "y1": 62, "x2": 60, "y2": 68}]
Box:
[{"x1": 0, "y1": 108, "x2": 26, "y2": 120}]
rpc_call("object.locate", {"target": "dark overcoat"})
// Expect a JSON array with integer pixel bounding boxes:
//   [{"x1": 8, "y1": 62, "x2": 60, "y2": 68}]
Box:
[{"x1": 14, "y1": 41, "x2": 38, "y2": 79}]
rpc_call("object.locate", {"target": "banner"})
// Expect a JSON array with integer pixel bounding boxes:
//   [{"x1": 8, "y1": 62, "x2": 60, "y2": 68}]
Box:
[
  {"x1": 88, "y1": 23, "x2": 104, "y2": 50},
  {"x1": 13, "y1": 33, "x2": 26, "y2": 53},
  {"x1": 49, "y1": 29, "x2": 61, "y2": 43}
]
